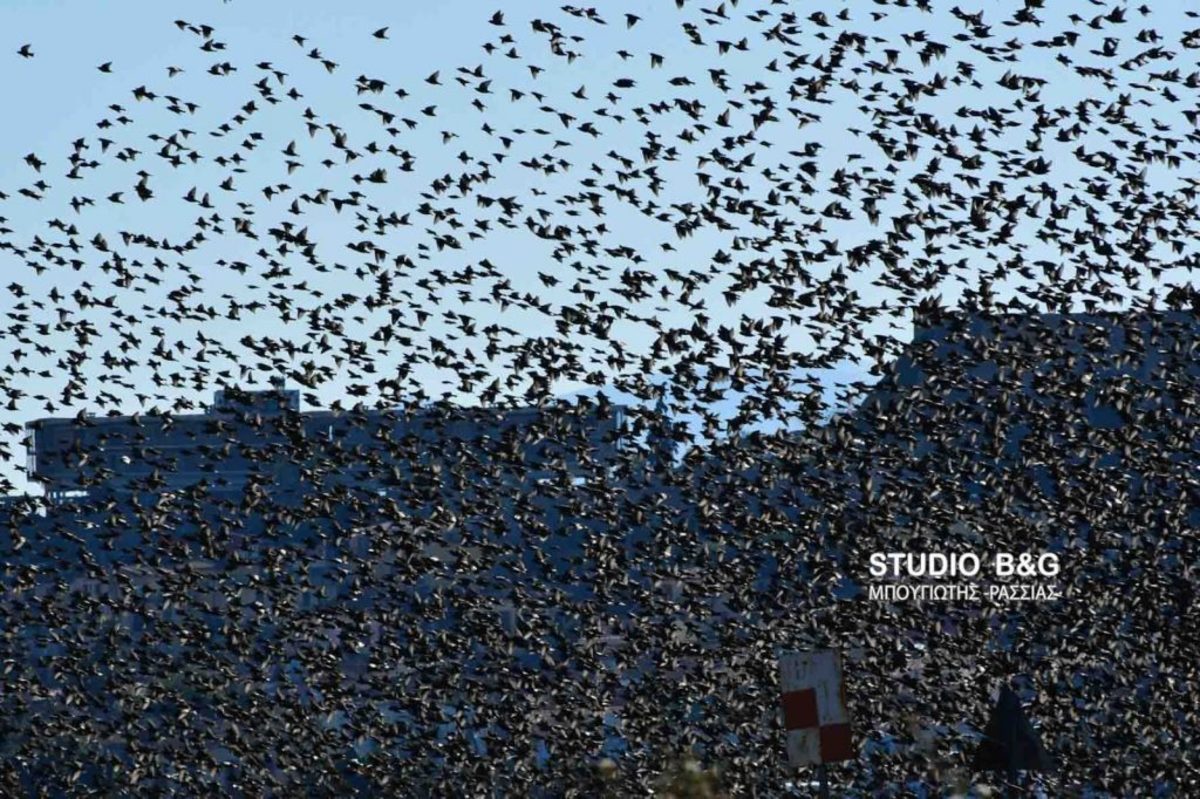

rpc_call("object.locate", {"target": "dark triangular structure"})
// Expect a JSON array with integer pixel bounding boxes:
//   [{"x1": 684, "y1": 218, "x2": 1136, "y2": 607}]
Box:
[{"x1": 973, "y1": 685, "x2": 1055, "y2": 774}]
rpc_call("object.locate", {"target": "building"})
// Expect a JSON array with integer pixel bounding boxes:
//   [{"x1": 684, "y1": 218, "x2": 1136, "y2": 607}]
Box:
[{"x1": 23, "y1": 386, "x2": 628, "y2": 506}]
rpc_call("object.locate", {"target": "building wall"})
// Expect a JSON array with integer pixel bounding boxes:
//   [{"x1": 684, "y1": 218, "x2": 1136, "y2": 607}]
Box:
[{"x1": 24, "y1": 391, "x2": 627, "y2": 503}]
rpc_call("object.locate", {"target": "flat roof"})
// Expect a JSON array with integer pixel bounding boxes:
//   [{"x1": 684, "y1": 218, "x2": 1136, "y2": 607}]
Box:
[{"x1": 26, "y1": 399, "x2": 626, "y2": 431}]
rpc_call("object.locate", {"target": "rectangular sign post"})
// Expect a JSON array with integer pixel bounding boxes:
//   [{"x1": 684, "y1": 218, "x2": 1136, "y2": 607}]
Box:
[{"x1": 779, "y1": 649, "x2": 853, "y2": 796}]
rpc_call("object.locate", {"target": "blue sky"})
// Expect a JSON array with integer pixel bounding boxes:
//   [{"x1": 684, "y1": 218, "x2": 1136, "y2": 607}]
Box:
[{"x1": 1, "y1": 1, "x2": 1195, "y2": 493}]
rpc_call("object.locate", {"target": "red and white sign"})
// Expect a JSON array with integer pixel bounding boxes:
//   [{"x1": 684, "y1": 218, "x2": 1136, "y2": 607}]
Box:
[{"x1": 779, "y1": 649, "x2": 854, "y2": 766}]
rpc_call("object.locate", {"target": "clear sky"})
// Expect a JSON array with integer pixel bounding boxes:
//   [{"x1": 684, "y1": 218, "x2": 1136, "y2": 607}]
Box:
[{"x1": 0, "y1": 1, "x2": 1194, "y2": 494}]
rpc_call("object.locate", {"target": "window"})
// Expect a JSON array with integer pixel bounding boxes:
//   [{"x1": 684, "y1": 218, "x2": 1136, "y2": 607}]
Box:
[{"x1": 24, "y1": 429, "x2": 36, "y2": 474}]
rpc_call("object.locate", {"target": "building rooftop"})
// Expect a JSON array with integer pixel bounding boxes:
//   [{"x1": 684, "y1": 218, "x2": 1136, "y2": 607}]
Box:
[{"x1": 24, "y1": 388, "x2": 628, "y2": 502}]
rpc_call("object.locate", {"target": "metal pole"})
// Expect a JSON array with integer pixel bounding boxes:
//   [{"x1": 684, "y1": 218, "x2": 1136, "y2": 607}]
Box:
[{"x1": 817, "y1": 764, "x2": 830, "y2": 799}]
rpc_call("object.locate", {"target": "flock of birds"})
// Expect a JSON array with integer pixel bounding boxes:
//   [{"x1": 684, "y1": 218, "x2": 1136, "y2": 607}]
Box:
[{"x1": 1, "y1": 0, "x2": 1199, "y2": 796}]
